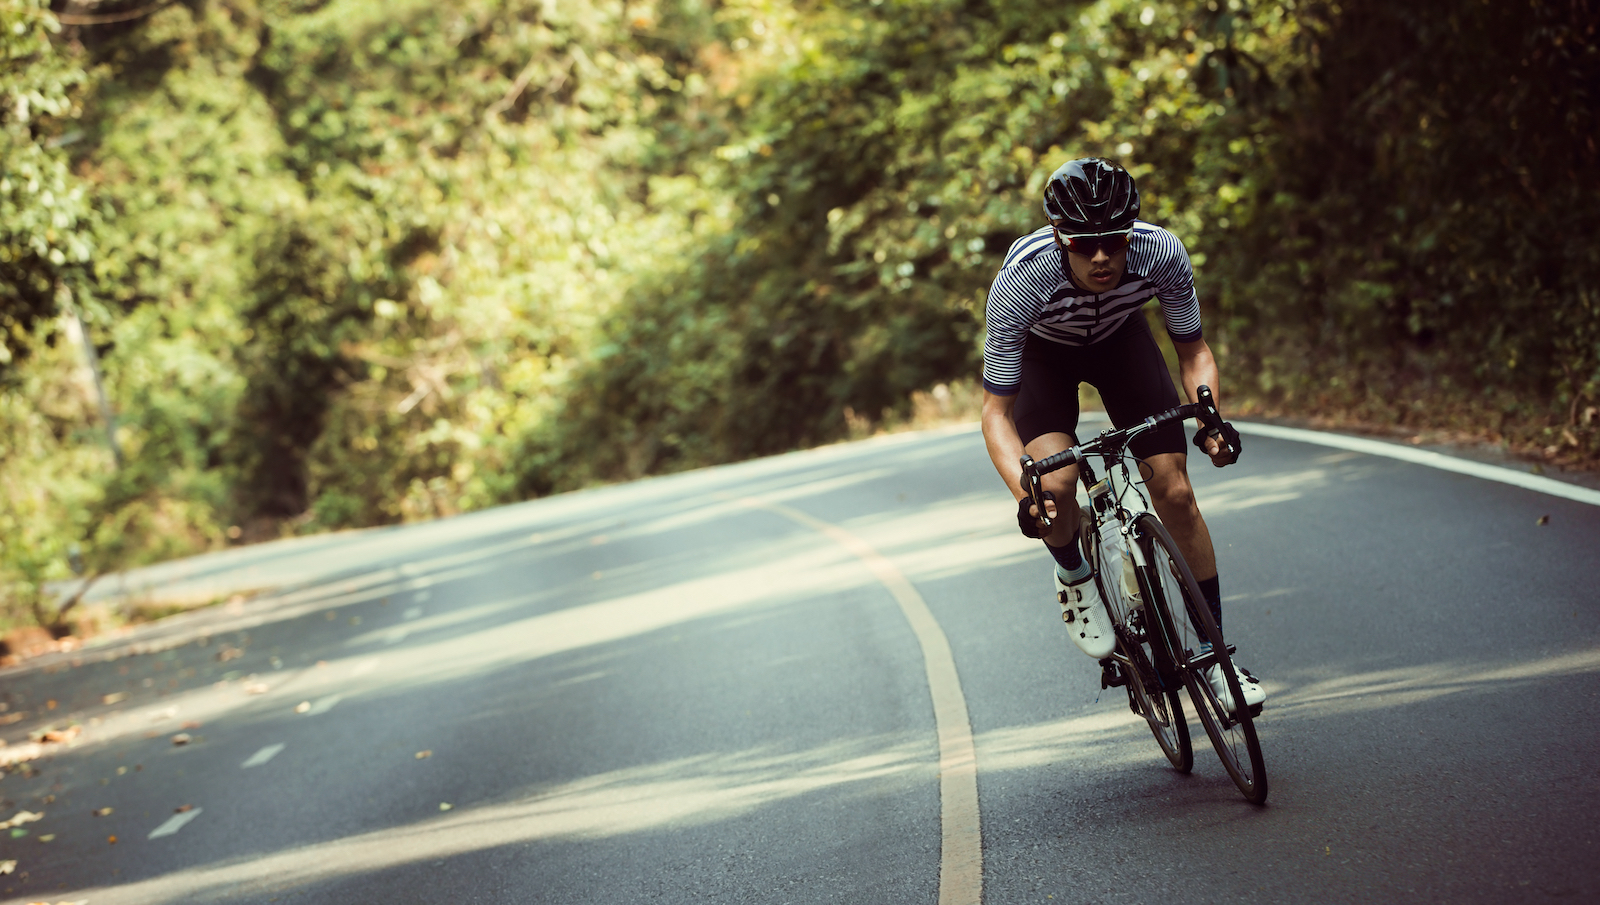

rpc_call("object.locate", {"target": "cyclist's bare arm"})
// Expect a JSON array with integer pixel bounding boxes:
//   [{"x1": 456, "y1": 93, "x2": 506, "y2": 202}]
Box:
[
  {"x1": 1172, "y1": 337, "x2": 1231, "y2": 466},
  {"x1": 982, "y1": 389, "x2": 1029, "y2": 504}
]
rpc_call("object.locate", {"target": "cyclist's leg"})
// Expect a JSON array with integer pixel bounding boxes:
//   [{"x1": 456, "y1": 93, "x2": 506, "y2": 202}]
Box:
[
  {"x1": 1141, "y1": 453, "x2": 1216, "y2": 585},
  {"x1": 1014, "y1": 332, "x2": 1087, "y2": 545},
  {"x1": 1086, "y1": 319, "x2": 1266, "y2": 711},
  {"x1": 1014, "y1": 337, "x2": 1114, "y2": 657},
  {"x1": 1087, "y1": 315, "x2": 1212, "y2": 588}
]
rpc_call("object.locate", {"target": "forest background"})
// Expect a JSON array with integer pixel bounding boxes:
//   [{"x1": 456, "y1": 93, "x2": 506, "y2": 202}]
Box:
[{"x1": 2, "y1": 0, "x2": 1596, "y2": 636}]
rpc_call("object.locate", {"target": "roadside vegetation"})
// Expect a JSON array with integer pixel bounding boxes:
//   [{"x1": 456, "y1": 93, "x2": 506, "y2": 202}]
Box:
[{"x1": 3, "y1": 0, "x2": 1596, "y2": 637}]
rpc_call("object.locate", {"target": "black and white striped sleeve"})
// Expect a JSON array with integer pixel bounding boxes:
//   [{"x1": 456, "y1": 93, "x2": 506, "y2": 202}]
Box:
[
  {"x1": 981, "y1": 233, "x2": 1054, "y2": 396},
  {"x1": 1135, "y1": 226, "x2": 1203, "y2": 343}
]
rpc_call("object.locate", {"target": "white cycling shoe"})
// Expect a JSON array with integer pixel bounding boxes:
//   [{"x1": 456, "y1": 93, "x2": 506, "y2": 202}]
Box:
[
  {"x1": 1056, "y1": 569, "x2": 1116, "y2": 659},
  {"x1": 1204, "y1": 662, "x2": 1266, "y2": 713}
]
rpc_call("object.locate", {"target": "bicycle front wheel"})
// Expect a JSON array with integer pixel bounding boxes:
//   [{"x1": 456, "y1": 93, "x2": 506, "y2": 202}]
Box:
[
  {"x1": 1133, "y1": 513, "x2": 1267, "y2": 804},
  {"x1": 1088, "y1": 514, "x2": 1191, "y2": 773}
]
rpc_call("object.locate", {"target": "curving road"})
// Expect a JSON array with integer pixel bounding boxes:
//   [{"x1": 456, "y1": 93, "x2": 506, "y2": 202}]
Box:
[{"x1": 2, "y1": 421, "x2": 1598, "y2": 904}]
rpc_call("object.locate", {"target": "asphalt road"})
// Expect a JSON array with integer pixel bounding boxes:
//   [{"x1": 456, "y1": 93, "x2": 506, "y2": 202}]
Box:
[{"x1": 2, "y1": 422, "x2": 1597, "y2": 904}]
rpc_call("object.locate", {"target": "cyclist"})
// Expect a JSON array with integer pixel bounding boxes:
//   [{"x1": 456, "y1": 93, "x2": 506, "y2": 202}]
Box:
[{"x1": 979, "y1": 157, "x2": 1265, "y2": 713}]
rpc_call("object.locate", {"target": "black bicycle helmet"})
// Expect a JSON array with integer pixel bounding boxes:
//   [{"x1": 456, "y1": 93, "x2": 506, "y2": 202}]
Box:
[{"x1": 1042, "y1": 158, "x2": 1140, "y2": 234}]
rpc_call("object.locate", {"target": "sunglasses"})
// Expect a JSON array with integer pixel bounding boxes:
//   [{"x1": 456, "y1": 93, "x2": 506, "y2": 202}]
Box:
[{"x1": 1056, "y1": 228, "x2": 1132, "y2": 257}]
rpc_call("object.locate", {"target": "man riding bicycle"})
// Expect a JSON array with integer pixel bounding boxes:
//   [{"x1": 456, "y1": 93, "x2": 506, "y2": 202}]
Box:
[{"x1": 980, "y1": 157, "x2": 1265, "y2": 712}]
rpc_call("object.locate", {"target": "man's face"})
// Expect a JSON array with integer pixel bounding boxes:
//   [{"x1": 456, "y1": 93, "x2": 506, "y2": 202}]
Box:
[{"x1": 1056, "y1": 232, "x2": 1128, "y2": 292}]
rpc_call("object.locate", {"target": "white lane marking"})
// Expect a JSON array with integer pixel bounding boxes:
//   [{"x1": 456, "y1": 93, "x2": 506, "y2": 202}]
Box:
[
  {"x1": 402, "y1": 606, "x2": 423, "y2": 621},
  {"x1": 734, "y1": 496, "x2": 983, "y2": 905},
  {"x1": 241, "y1": 743, "x2": 285, "y2": 768},
  {"x1": 306, "y1": 694, "x2": 343, "y2": 715},
  {"x1": 1235, "y1": 421, "x2": 1600, "y2": 507},
  {"x1": 149, "y1": 807, "x2": 203, "y2": 839}
]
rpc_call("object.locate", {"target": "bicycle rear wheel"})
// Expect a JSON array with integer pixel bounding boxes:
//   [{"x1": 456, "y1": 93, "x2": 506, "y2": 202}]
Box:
[
  {"x1": 1133, "y1": 513, "x2": 1267, "y2": 804},
  {"x1": 1088, "y1": 514, "x2": 1191, "y2": 773}
]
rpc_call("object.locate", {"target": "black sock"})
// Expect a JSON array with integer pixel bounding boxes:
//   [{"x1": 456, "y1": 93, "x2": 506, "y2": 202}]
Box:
[
  {"x1": 1197, "y1": 575, "x2": 1222, "y2": 631},
  {"x1": 1046, "y1": 532, "x2": 1083, "y2": 572}
]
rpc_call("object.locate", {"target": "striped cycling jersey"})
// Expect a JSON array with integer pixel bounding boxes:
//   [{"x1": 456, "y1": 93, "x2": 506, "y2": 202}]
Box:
[{"x1": 981, "y1": 221, "x2": 1202, "y2": 396}]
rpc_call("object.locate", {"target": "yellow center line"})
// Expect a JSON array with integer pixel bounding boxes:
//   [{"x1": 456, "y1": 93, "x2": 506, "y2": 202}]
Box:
[{"x1": 735, "y1": 496, "x2": 983, "y2": 905}]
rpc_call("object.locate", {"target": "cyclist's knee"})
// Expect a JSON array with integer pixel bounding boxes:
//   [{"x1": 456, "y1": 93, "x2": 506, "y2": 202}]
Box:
[
  {"x1": 1149, "y1": 474, "x2": 1198, "y2": 518},
  {"x1": 1040, "y1": 469, "x2": 1076, "y2": 501}
]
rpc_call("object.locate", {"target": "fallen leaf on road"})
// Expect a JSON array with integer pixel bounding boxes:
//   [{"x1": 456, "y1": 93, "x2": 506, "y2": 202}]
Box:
[
  {"x1": 9, "y1": 828, "x2": 27, "y2": 838},
  {"x1": 103, "y1": 692, "x2": 127, "y2": 705},
  {"x1": 108, "y1": 834, "x2": 117, "y2": 844},
  {"x1": 171, "y1": 733, "x2": 192, "y2": 746},
  {"x1": 181, "y1": 720, "x2": 202, "y2": 730},
  {"x1": 294, "y1": 701, "x2": 311, "y2": 713},
  {"x1": 174, "y1": 804, "x2": 193, "y2": 813},
  {"x1": 30, "y1": 726, "x2": 80, "y2": 745},
  {"x1": 0, "y1": 811, "x2": 44, "y2": 830},
  {"x1": 37, "y1": 834, "x2": 54, "y2": 842},
  {"x1": 0, "y1": 859, "x2": 14, "y2": 874},
  {"x1": 93, "y1": 807, "x2": 113, "y2": 817},
  {"x1": 1537, "y1": 514, "x2": 1550, "y2": 525},
  {"x1": 216, "y1": 647, "x2": 243, "y2": 662},
  {"x1": 244, "y1": 682, "x2": 269, "y2": 695},
  {"x1": 415, "y1": 750, "x2": 431, "y2": 759},
  {"x1": 439, "y1": 802, "x2": 452, "y2": 811}
]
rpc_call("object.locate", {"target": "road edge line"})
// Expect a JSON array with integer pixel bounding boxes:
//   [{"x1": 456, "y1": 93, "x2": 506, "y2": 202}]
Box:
[
  {"x1": 1234, "y1": 422, "x2": 1600, "y2": 507},
  {"x1": 734, "y1": 497, "x2": 983, "y2": 905}
]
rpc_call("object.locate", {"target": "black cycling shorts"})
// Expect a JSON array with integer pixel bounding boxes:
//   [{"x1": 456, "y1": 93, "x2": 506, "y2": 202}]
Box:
[{"x1": 1012, "y1": 312, "x2": 1187, "y2": 460}]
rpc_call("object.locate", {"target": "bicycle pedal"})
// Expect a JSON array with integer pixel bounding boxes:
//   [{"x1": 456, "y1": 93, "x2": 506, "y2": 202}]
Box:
[{"x1": 1099, "y1": 660, "x2": 1126, "y2": 689}]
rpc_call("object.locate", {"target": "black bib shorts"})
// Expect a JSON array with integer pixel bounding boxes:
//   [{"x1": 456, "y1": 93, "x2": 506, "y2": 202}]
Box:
[{"x1": 1011, "y1": 312, "x2": 1187, "y2": 460}]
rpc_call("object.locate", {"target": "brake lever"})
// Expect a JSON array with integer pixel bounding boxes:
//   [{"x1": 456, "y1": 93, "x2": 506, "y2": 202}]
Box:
[
  {"x1": 1019, "y1": 454, "x2": 1052, "y2": 530},
  {"x1": 1194, "y1": 385, "x2": 1235, "y2": 459}
]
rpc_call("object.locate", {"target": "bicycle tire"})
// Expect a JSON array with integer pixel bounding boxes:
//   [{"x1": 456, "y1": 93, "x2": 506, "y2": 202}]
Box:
[
  {"x1": 1088, "y1": 513, "x2": 1192, "y2": 773},
  {"x1": 1132, "y1": 513, "x2": 1268, "y2": 804}
]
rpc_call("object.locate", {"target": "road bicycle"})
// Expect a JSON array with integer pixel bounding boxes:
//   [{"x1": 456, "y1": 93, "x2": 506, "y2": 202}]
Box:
[{"x1": 1020, "y1": 385, "x2": 1267, "y2": 804}]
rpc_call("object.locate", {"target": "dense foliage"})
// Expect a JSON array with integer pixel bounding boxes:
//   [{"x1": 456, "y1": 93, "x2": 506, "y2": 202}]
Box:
[{"x1": 2, "y1": 0, "x2": 1596, "y2": 632}]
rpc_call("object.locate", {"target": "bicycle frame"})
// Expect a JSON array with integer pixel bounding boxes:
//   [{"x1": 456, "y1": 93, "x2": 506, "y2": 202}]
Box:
[
  {"x1": 1035, "y1": 410, "x2": 1241, "y2": 717},
  {"x1": 1018, "y1": 386, "x2": 1269, "y2": 803}
]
